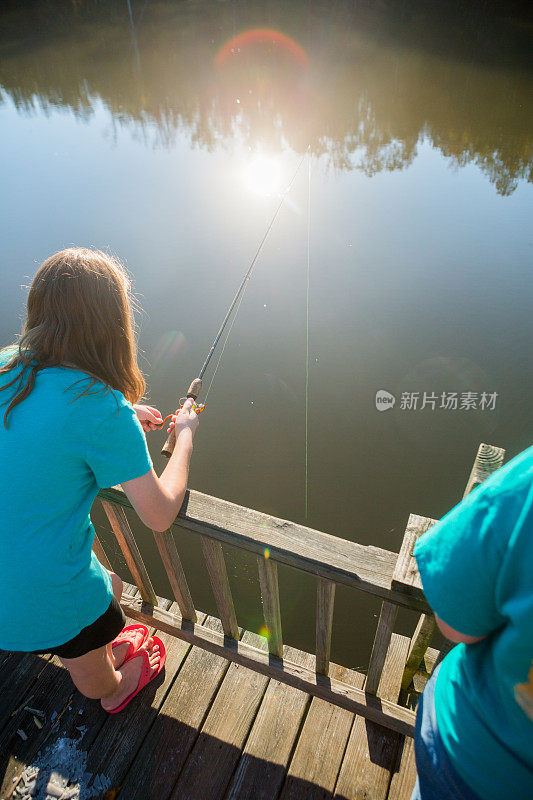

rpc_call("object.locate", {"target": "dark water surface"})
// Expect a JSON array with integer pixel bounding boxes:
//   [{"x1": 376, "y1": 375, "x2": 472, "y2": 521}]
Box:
[{"x1": 1, "y1": 0, "x2": 532, "y2": 669}]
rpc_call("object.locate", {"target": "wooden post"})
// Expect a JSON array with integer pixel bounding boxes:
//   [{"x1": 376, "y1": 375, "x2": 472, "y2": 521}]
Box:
[
  {"x1": 463, "y1": 443, "x2": 505, "y2": 498},
  {"x1": 201, "y1": 537, "x2": 239, "y2": 639},
  {"x1": 365, "y1": 514, "x2": 435, "y2": 694},
  {"x1": 152, "y1": 529, "x2": 197, "y2": 622},
  {"x1": 366, "y1": 601, "x2": 398, "y2": 695},
  {"x1": 257, "y1": 554, "x2": 283, "y2": 658},
  {"x1": 400, "y1": 613, "x2": 437, "y2": 692},
  {"x1": 101, "y1": 500, "x2": 158, "y2": 606},
  {"x1": 392, "y1": 514, "x2": 437, "y2": 595},
  {"x1": 92, "y1": 532, "x2": 112, "y2": 571},
  {"x1": 315, "y1": 578, "x2": 335, "y2": 675},
  {"x1": 432, "y1": 636, "x2": 455, "y2": 672},
  {"x1": 386, "y1": 514, "x2": 436, "y2": 696},
  {"x1": 366, "y1": 514, "x2": 435, "y2": 696}
]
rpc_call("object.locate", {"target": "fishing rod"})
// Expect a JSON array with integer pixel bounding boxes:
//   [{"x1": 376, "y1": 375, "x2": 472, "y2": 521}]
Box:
[{"x1": 160, "y1": 147, "x2": 310, "y2": 458}]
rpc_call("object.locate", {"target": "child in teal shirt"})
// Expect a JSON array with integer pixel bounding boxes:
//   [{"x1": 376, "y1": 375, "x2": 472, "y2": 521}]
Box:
[
  {"x1": 0, "y1": 248, "x2": 199, "y2": 713},
  {"x1": 412, "y1": 446, "x2": 533, "y2": 799}
]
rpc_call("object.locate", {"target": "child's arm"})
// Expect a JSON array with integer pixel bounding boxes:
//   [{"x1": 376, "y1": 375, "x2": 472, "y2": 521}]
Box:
[
  {"x1": 435, "y1": 615, "x2": 486, "y2": 645},
  {"x1": 121, "y1": 399, "x2": 198, "y2": 531}
]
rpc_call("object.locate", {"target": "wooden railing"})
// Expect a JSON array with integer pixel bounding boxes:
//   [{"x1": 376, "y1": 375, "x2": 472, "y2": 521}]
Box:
[{"x1": 94, "y1": 442, "x2": 504, "y2": 739}]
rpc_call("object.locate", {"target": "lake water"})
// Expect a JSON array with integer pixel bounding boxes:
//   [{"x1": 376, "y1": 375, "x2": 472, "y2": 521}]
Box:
[{"x1": 1, "y1": 0, "x2": 531, "y2": 669}]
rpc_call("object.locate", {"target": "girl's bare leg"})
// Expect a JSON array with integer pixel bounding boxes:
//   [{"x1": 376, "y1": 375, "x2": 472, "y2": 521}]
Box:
[
  {"x1": 108, "y1": 570, "x2": 123, "y2": 602},
  {"x1": 105, "y1": 569, "x2": 129, "y2": 667},
  {"x1": 60, "y1": 643, "x2": 121, "y2": 700},
  {"x1": 61, "y1": 638, "x2": 162, "y2": 708}
]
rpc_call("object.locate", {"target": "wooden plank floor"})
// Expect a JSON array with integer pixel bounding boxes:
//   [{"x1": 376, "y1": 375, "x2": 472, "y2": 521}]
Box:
[{"x1": 0, "y1": 594, "x2": 418, "y2": 800}]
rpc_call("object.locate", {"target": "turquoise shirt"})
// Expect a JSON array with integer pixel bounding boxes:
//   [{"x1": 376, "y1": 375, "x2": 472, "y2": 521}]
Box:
[
  {"x1": 0, "y1": 349, "x2": 152, "y2": 651},
  {"x1": 414, "y1": 446, "x2": 533, "y2": 800}
]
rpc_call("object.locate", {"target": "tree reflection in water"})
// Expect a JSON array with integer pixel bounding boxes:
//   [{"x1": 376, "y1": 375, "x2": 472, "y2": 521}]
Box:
[{"x1": 0, "y1": 0, "x2": 531, "y2": 195}]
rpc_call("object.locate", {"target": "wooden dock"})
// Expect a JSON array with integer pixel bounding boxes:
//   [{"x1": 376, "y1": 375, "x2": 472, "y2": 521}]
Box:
[
  {"x1": 0, "y1": 589, "x2": 415, "y2": 800},
  {"x1": 0, "y1": 443, "x2": 505, "y2": 800}
]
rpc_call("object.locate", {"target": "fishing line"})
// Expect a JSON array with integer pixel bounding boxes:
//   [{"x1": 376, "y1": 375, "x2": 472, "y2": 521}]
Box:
[
  {"x1": 203, "y1": 285, "x2": 247, "y2": 404},
  {"x1": 304, "y1": 152, "x2": 311, "y2": 520},
  {"x1": 197, "y1": 146, "x2": 310, "y2": 385},
  {"x1": 161, "y1": 146, "x2": 311, "y2": 457},
  {"x1": 205, "y1": 147, "x2": 313, "y2": 408}
]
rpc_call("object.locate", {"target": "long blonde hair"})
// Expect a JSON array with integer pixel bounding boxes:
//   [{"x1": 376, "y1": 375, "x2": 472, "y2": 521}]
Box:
[{"x1": 0, "y1": 248, "x2": 146, "y2": 427}]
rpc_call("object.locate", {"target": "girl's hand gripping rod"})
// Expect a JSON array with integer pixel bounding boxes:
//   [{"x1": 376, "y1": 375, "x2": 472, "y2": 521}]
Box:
[{"x1": 161, "y1": 377, "x2": 204, "y2": 458}]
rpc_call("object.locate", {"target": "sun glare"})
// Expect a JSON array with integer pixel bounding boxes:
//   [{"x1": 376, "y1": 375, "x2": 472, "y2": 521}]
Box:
[{"x1": 243, "y1": 156, "x2": 283, "y2": 197}]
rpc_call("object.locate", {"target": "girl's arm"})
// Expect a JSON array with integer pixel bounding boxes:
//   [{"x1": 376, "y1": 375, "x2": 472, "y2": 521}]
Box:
[
  {"x1": 435, "y1": 615, "x2": 486, "y2": 645},
  {"x1": 121, "y1": 399, "x2": 198, "y2": 532}
]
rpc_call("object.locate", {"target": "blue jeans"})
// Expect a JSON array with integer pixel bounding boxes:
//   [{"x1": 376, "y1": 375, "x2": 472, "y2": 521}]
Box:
[{"x1": 410, "y1": 664, "x2": 482, "y2": 800}]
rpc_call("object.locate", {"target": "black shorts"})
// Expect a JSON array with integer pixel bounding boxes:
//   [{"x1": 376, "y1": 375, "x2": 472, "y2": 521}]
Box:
[{"x1": 30, "y1": 596, "x2": 126, "y2": 659}]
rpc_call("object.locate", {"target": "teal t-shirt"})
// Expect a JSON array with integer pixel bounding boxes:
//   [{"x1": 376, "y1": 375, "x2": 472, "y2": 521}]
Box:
[
  {"x1": 414, "y1": 446, "x2": 533, "y2": 800},
  {"x1": 0, "y1": 349, "x2": 152, "y2": 651}
]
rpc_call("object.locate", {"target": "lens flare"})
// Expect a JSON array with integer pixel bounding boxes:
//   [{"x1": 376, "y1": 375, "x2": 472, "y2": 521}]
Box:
[
  {"x1": 243, "y1": 156, "x2": 283, "y2": 197},
  {"x1": 151, "y1": 330, "x2": 187, "y2": 370},
  {"x1": 216, "y1": 29, "x2": 308, "y2": 69}
]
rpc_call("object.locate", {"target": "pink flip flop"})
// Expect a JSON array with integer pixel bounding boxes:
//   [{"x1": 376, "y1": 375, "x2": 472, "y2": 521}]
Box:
[
  {"x1": 106, "y1": 636, "x2": 167, "y2": 714},
  {"x1": 111, "y1": 624, "x2": 149, "y2": 663}
]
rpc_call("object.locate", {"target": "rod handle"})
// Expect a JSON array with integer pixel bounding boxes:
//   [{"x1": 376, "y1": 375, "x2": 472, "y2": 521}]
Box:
[
  {"x1": 161, "y1": 377, "x2": 203, "y2": 458},
  {"x1": 186, "y1": 377, "x2": 202, "y2": 399}
]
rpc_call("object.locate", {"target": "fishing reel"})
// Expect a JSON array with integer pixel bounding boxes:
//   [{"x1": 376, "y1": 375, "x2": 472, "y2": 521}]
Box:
[
  {"x1": 157, "y1": 401, "x2": 205, "y2": 431},
  {"x1": 178, "y1": 398, "x2": 205, "y2": 414}
]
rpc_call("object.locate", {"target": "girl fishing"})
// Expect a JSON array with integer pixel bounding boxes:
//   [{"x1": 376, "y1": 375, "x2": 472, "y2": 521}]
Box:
[{"x1": 0, "y1": 247, "x2": 199, "y2": 713}]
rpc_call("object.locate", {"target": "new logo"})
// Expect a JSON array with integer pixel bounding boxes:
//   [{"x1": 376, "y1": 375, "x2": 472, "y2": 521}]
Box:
[{"x1": 375, "y1": 390, "x2": 396, "y2": 411}]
